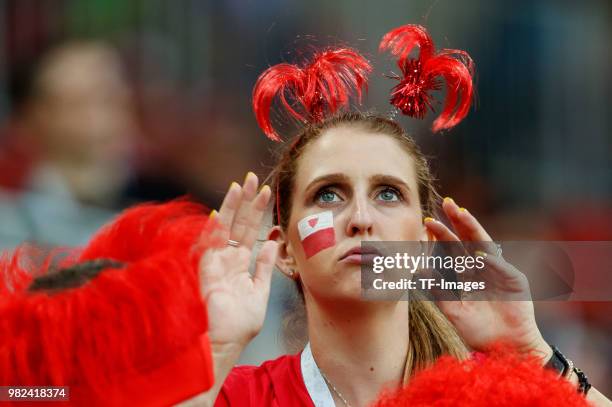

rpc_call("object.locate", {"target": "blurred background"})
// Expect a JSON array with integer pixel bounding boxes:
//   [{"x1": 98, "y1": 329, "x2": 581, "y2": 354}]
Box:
[{"x1": 0, "y1": 0, "x2": 610, "y2": 394}]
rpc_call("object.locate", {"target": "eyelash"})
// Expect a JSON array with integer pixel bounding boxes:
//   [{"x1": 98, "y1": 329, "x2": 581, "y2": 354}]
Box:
[
  {"x1": 313, "y1": 185, "x2": 404, "y2": 204},
  {"x1": 314, "y1": 187, "x2": 343, "y2": 204},
  {"x1": 376, "y1": 186, "x2": 404, "y2": 202}
]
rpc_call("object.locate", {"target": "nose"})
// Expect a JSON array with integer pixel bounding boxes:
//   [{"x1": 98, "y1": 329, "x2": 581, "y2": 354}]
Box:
[{"x1": 345, "y1": 195, "x2": 374, "y2": 237}]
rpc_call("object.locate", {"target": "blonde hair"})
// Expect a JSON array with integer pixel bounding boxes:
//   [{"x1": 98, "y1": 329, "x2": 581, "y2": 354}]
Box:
[{"x1": 271, "y1": 112, "x2": 468, "y2": 379}]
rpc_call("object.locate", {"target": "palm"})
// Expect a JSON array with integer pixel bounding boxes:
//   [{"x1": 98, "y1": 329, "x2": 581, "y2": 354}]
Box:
[
  {"x1": 200, "y1": 248, "x2": 263, "y2": 343},
  {"x1": 445, "y1": 298, "x2": 538, "y2": 351},
  {"x1": 448, "y1": 258, "x2": 540, "y2": 349}
]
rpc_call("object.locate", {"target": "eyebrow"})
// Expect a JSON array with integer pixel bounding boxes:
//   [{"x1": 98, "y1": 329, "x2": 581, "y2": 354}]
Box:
[
  {"x1": 305, "y1": 173, "x2": 351, "y2": 195},
  {"x1": 369, "y1": 174, "x2": 412, "y2": 193},
  {"x1": 304, "y1": 173, "x2": 412, "y2": 195}
]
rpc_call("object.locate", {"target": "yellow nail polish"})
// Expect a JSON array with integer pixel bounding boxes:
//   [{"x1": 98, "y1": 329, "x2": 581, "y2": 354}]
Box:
[
  {"x1": 244, "y1": 171, "x2": 255, "y2": 183},
  {"x1": 474, "y1": 250, "x2": 487, "y2": 258},
  {"x1": 443, "y1": 197, "x2": 454, "y2": 203},
  {"x1": 209, "y1": 209, "x2": 218, "y2": 219},
  {"x1": 260, "y1": 185, "x2": 271, "y2": 194},
  {"x1": 459, "y1": 207, "x2": 468, "y2": 213},
  {"x1": 424, "y1": 217, "x2": 435, "y2": 223},
  {"x1": 230, "y1": 181, "x2": 239, "y2": 190}
]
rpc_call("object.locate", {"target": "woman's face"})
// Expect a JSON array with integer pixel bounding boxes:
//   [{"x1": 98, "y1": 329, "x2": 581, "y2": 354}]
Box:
[{"x1": 284, "y1": 124, "x2": 429, "y2": 302}]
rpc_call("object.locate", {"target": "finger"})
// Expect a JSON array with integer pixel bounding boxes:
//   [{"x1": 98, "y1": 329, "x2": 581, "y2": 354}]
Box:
[
  {"x1": 424, "y1": 217, "x2": 474, "y2": 283},
  {"x1": 216, "y1": 182, "x2": 243, "y2": 240},
  {"x1": 476, "y1": 250, "x2": 528, "y2": 288},
  {"x1": 423, "y1": 217, "x2": 460, "y2": 242},
  {"x1": 253, "y1": 240, "x2": 279, "y2": 292},
  {"x1": 442, "y1": 198, "x2": 498, "y2": 255},
  {"x1": 442, "y1": 197, "x2": 491, "y2": 240},
  {"x1": 423, "y1": 217, "x2": 468, "y2": 259},
  {"x1": 229, "y1": 172, "x2": 259, "y2": 243},
  {"x1": 476, "y1": 251, "x2": 532, "y2": 302},
  {"x1": 241, "y1": 185, "x2": 272, "y2": 249}
]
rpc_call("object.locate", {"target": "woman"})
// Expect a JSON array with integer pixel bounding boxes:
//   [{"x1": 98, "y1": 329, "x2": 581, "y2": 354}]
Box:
[{"x1": 195, "y1": 24, "x2": 610, "y2": 406}]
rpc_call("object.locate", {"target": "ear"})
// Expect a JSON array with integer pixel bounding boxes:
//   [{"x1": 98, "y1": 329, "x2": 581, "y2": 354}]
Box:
[{"x1": 268, "y1": 225, "x2": 298, "y2": 279}]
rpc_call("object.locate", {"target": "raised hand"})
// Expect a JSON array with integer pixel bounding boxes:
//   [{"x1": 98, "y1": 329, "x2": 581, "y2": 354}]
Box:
[
  {"x1": 199, "y1": 172, "x2": 278, "y2": 348},
  {"x1": 424, "y1": 197, "x2": 551, "y2": 359}
]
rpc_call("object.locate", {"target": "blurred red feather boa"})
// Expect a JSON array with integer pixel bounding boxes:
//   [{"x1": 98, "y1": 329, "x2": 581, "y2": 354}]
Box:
[
  {"x1": 374, "y1": 343, "x2": 590, "y2": 407},
  {"x1": 0, "y1": 200, "x2": 222, "y2": 406}
]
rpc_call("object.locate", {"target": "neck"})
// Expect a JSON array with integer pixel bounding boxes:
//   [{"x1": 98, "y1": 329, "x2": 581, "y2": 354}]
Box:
[{"x1": 306, "y1": 295, "x2": 409, "y2": 407}]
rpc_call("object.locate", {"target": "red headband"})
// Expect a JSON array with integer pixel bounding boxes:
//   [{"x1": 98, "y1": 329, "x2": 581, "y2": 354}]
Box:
[
  {"x1": 0, "y1": 200, "x2": 221, "y2": 406},
  {"x1": 252, "y1": 23, "x2": 474, "y2": 142}
]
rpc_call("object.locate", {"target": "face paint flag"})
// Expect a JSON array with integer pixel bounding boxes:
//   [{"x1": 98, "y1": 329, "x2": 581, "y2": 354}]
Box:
[{"x1": 298, "y1": 211, "x2": 336, "y2": 259}]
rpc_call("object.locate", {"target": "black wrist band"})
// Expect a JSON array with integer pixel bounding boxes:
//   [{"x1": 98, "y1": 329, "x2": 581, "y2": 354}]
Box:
[
  {"x1": 573, "y1": 367, "x2": 592, "y2": 395},
  {"x1": 545, "y1": 346, "x2": 571, "y2": 377}
]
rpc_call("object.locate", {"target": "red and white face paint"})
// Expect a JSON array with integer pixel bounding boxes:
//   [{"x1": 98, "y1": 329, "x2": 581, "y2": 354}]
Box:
[{"x1": 297, "y1": 211, "x2": 336, "y2": 259}]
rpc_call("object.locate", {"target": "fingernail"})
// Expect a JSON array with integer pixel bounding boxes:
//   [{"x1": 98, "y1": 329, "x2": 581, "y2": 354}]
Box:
[
  {"x1": 459, "y1": 207, "x2": 468, "y2": 213},
  {"x1": 244, "y1": 172, "x2": 256, "y2": 183},
  {"x1": 230, "y1": 181, "x2": 240, "y2": 190},
  {"x1": 424, "y1": 217, "x2": 436, "y2": 223},
  {"x1": 474, "y1": 250, "x2": 487, "y2": 258},
  {"x1": 260, "y1": 184, "x2": 271, "y2": 194},
  {"x1": 443, "y1": 197, "x2": 454, "y2": 204},
  {"x1": 209, "y1": 209, "x2": 218, "y2": 219}
]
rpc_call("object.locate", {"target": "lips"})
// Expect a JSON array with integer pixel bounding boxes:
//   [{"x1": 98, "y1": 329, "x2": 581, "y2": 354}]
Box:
[{"x1": 339, "y1": 245, "x2": 382, "y2": 264}]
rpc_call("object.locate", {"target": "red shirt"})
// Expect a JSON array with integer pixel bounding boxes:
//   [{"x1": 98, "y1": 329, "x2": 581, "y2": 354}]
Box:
[{"x1": 214, "y1": 352, "x2": 315, "y2": 407}]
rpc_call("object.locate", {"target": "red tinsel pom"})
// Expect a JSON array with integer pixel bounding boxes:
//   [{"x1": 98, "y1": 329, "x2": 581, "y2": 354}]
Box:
[
  {"x1": 252, "y1": 48, "x2": 371, "y2": 141},
  {"x1": 374, "y1": 343, "x2": 590, "y2": 407},
  {"x1": 380, "y1": 24, "x2": 474, "y2": 132}
]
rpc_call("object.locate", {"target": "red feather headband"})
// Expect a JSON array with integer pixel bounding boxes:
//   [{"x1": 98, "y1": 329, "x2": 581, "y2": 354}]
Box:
[
  {"x1": 252, "y1": 24, "x2": 474, "y2": 141},
  {"x1": 0, "y1": 200, "x2": 221, "y2": 406}
]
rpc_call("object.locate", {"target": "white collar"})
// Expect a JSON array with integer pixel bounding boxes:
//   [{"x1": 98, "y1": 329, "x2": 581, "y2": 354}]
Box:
[{"x1": 300, "y1": 342, "x2": 336, "y2": 407}]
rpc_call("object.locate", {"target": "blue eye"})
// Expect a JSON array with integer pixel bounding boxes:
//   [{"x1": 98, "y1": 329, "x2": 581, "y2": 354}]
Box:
[
  {"x1": 316, "y1": 189, "x2": 341, "y2": 203},
  {"x1": 377, "y1": 187, "x2": 401, "y2": 202}
]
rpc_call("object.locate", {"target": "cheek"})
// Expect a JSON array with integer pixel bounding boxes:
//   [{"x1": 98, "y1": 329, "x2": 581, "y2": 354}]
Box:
[
  {"x1": 290, "y1": 209, "x2": 338, "y2": 264},
  {"x1": 382, "y1": 208, "x2": 424, "y2": 241},
  {"x1": 291, "y1": 230, "x2": 335, "y2": 269},
  {"x1": 288, "y1": 225, "x2": 337, "y2": 283}
]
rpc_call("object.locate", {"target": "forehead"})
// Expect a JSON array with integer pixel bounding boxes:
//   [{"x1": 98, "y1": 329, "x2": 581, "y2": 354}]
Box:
[{"x1": 295, "y1": 124, "x2": 417, "y2": 186}]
